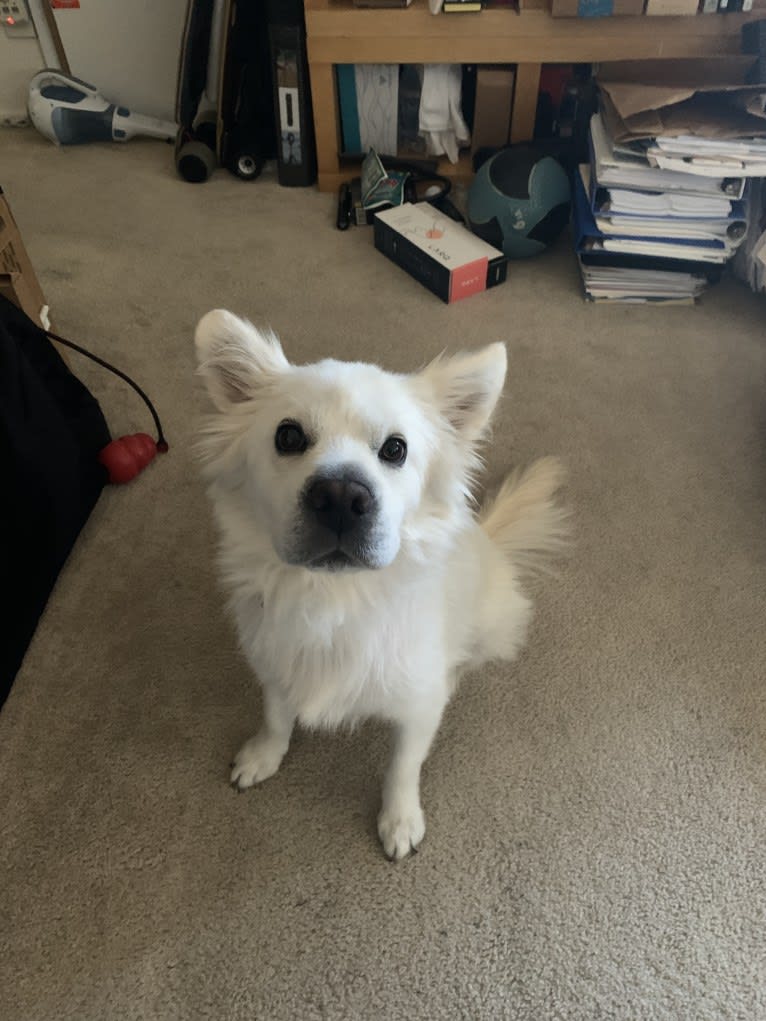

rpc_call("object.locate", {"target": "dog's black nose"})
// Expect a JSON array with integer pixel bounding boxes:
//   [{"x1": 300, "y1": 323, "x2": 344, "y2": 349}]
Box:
[{"x1": 306, "y1": 476, "x2": 373, "y2": 536}]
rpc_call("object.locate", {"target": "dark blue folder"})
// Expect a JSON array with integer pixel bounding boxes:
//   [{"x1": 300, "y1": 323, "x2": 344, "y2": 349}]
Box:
[{"x1": 572, "y1": 167, "x2": 723, "y2": 281}]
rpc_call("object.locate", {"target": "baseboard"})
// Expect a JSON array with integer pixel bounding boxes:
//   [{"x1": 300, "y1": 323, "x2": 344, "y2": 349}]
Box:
[{"x1": 0, "y1": 112, "x2": 31, "y2": 127}]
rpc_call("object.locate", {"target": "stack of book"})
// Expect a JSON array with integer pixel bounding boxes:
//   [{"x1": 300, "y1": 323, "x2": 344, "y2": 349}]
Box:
[{"x1": 573, "y1": 107, "x2": 751, "y2": 304}]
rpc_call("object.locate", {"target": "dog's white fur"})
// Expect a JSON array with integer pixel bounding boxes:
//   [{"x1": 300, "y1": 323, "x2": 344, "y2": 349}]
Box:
[{"x1": 195, "y1": 310, "x2": 566, "y2": 860}]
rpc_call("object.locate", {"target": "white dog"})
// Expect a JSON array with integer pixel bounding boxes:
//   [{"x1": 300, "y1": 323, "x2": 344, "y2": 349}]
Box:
[{"x1": 195, "y1": 310, "x2": 566, "y2": 860}]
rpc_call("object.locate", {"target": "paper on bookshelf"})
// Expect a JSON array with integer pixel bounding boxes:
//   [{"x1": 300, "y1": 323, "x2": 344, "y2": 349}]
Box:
[{"x1": 590, "y1": 113, "x2": 742, "y2": 199}]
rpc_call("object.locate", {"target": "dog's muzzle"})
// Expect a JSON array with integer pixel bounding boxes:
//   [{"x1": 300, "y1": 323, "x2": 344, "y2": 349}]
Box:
[{"x1": 295, "y1": 467, "x2": 380, "y2": 570}]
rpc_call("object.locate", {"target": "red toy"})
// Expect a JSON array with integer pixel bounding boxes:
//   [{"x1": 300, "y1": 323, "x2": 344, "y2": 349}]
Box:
[{"x1": 98, "y1": 432, "x2": 167, "y2": 484}]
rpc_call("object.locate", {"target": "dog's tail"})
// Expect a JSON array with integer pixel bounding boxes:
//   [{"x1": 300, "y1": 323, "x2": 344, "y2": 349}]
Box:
[{"x1": 480, "y1": 456, "x2": 569, "y2": 575}]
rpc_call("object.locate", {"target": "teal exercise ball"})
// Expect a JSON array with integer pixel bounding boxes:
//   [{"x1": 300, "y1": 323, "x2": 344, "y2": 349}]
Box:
[{"x1": 467, "y1": 146, "x2": 571, "y2": 259}]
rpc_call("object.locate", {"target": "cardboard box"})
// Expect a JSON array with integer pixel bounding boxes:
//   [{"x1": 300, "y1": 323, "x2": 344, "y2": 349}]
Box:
[
  {"x1": 0, "y1": 189, "x2": 50, "y2": 329},
  {"x1": 472, "y1": 66, "x2": 515, "y2": 154},
  {"x1": 374, "y1": 202, "x2": 507, "y2": 304},
  {"x1": 551, "y1": 0, "x2": 644, "y2": 16},
  {"x1": 644, "y1": 0, "x2": 698, "y2": 13},
  {"x1": 597, "y1": 77, "x2": 766, "y2": 143}
]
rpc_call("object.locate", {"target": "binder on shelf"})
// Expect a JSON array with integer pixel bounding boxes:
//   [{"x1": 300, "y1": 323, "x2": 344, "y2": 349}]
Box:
[
  {"x1": 585, "y1": 164, "x2": 749, "y2": 239},
  {"x1": 573, "y1": 166, "x2": 723, "y2": 280},
  {"x1": 578, "y1": 168, "x2": 732, "y2": 264},
  {"x1": 268, "y1": 4, "x2": 317, "y2": 187},
  {"x1": 590, "y1": 183, "x2": 737, "y2": 220},
  {"x1": 594, "y1": 213, "x2": 747, "y2": 242},
  {"x1": 337, "y1": 65, "x2": 361, "y2": 155},
  {"x1": 600, "y1": 235, "x2": 731, "y2": 263}
]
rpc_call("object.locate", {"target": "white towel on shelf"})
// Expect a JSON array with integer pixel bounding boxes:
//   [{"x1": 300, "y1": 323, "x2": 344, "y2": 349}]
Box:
[{"x1": 418, "y1": 64, "x2": 470, "y2": 164}]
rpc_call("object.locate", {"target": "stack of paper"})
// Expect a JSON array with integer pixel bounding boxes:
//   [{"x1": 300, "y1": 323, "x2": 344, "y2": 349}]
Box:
[
  {"x1": 572, "y1": 165, "x2": 721, "y2": 305},
  {"x1": 647, "y1": 136, "x2": 766, "y2": 179},
  {"x1": 589, "y1": 111, "x2": 742, "y2": 200},
  {"x1": 574, "y1": 100, "x2": 754, "y2": 304},
  {"x1": 580, "y1": 266, "x2": 708, "y2": 305}
]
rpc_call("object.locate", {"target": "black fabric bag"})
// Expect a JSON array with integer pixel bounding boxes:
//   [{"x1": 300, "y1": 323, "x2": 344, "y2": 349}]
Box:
[{"x1": 0, "y1": 295, "x2": 110, "y2": 704}]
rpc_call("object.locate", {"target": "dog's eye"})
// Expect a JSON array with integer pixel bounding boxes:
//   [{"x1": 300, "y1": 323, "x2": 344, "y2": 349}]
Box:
[
  {"x1": 275, "y1": 420, "x2": 308, "y2": 455},
  {"x1": 378, "y1": 435, "x2": 407, "y2": 466}
]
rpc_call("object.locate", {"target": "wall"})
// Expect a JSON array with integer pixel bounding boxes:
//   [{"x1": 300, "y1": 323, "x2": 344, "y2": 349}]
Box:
[
  {"x1": 0, "y1": 34, "x2": 44, "y2": 123},
  {"x1": 52, "y1": 0, "x2": 187, "y2": 121},
  {"x1": 0, "y1": 0, "x2": 187, "y2": 123}
]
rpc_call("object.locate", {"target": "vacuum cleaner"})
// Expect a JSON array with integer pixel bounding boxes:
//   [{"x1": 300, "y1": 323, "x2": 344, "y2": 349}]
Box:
[{"x1": 28, "y1": 70, "x2": 176, "y2": 146}]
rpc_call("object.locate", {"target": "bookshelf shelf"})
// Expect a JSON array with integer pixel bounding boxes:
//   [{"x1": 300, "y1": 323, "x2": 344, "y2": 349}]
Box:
[{"x1": 305, "y1": 0, "x2": 762, "y2": 192}]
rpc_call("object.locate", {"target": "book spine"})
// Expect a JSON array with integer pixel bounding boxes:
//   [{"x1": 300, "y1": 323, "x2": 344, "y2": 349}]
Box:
[
  {"x1": 374, "y1": 217, "x2": 452, "y2": 302},
  {"x1": 336, "y1": 65, "x2": 361, "y2": 155}
]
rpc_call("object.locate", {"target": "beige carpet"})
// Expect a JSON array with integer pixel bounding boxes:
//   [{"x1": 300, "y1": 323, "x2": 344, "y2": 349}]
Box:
[{"x1": 1, "y1": 127, "x2": 765, "y2": 1021}]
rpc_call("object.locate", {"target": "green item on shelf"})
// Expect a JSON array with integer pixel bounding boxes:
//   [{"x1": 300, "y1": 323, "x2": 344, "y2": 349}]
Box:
[{"x1": 361, "y1": 149, "x2": 409, "y2": 211}]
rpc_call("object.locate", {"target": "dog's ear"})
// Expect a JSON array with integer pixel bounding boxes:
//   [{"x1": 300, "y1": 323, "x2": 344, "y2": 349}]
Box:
[
  {"x1": 195, "y1": 309, "x2": 288, "y2": 410},
  {"x1": 416, "y1": 343, "x2": 507, "y2": 442}
]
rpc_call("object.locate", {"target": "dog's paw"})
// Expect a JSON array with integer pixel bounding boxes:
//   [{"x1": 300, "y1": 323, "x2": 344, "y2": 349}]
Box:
[
  {"x1": 377, "y1": 804, "x2": 425, "y2": 862},
  {"x1": 230, "y1": 736, "x2": 286, "y2": 790}
]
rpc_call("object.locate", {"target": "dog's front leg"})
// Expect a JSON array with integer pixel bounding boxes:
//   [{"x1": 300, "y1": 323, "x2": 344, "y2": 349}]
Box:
[
  {"x1": 378, "y1": 697, "x2": 446, "y2": 861},
  {"x1": 230, "y1": 684, "x2": 295, "y2": 791}
]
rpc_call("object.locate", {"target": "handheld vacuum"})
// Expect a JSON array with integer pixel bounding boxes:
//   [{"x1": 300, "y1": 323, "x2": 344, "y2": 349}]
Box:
[{"x1": 28, "y1": 69, "x2": 176, "y2": 146}]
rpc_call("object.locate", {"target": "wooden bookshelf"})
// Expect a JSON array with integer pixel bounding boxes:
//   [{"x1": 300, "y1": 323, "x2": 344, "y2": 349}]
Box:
[{"x1": 304, "y1": 0, "x2": 763, "y2": 192}]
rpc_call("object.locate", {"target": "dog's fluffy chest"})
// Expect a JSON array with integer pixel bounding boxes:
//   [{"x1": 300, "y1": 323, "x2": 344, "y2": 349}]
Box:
[{"x1": 233, "y1": 565, "x2": 447, "y2": 729}]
